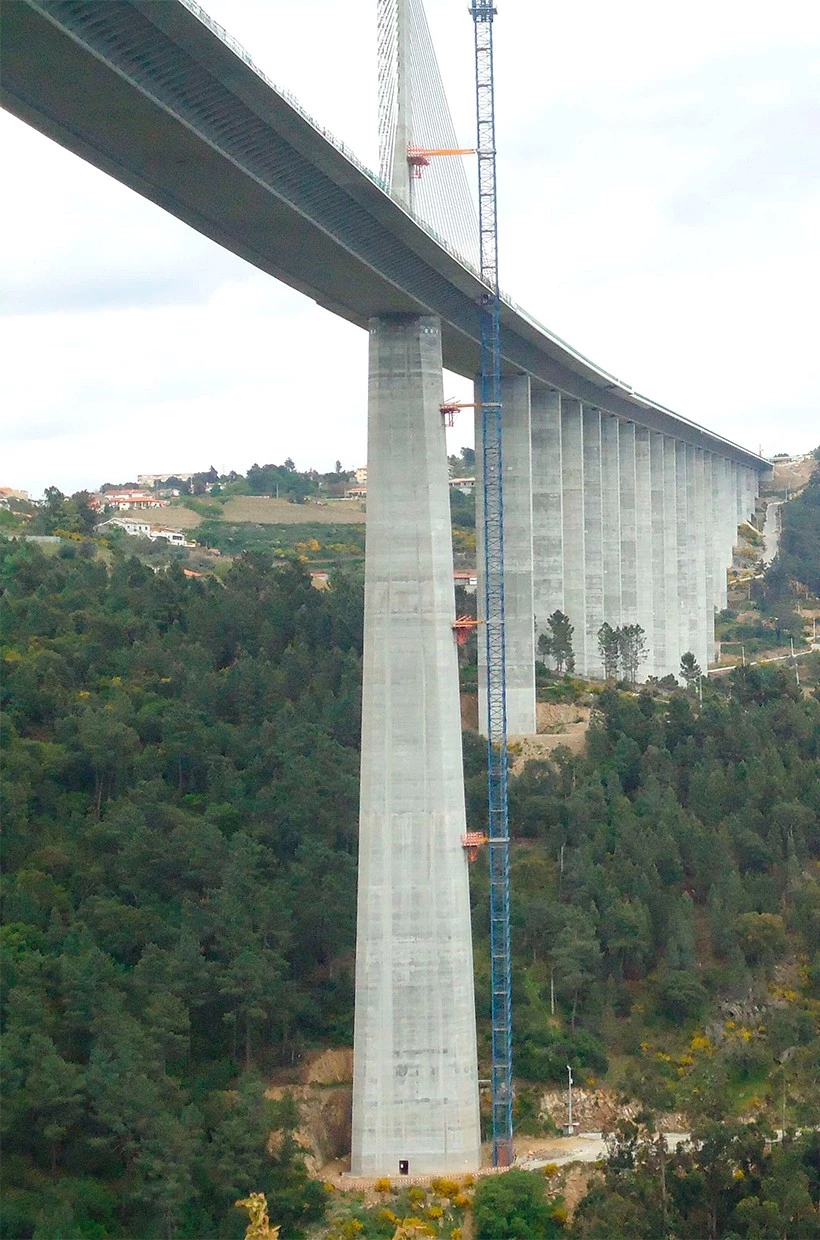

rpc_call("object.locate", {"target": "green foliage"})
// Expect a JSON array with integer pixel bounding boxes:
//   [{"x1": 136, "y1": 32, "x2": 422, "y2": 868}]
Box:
[
  {"x1": 656, "y1": 971, "x2": 708, "y2": 1023},
  {"x1": 246, "y1": 461, "x2": 317, "y2": 502},
  {"x1": 597, "y1": 623, "x2": 648, "y2": 685},
  {"x1": 194, "y1": 520, "x2": 365, "y2": 563},
  {"x1": 0, "y1": 543, "x2": 367, "y2": 1236},
  {"x1": 538, "y1": 611, "x2": 575, "y2": 673},
  {"x1": 516, "y1": 1027, "x2": 609, "y2": 1084},
  {"x1": 447, "y1": 444, "x2": 475, "y2": 476},
  {"x1": 474, "y1": 1169, "x2": 565, "y2": 1238},
  {"x1": 571, "y1": 1123, "x2": 820, "y2": 1240},
  {"x1": 449, "y1": 487, "x2": 475, "y2": 531},
  {"x1": 597, "y1": 623, "x2": 620, "y2": 681},
  {"x1": 497, "y1": 670, "x2": 820, "y2": 1117},
  {"x1": 30, "y1": 487, "x2": 97, "y2": 537},
  {"x1": 177, "y1": 495, "x2": 223, "y2": 518},
  {"x1": 4, "y1": 517, "x2": 820, "y2": 1235},
  {"x1": 768, "y1": 466, "x2": 820, "y2": 595},
  {"x1": 679, "y1": 651, "x2": 702, "y2": 689}
]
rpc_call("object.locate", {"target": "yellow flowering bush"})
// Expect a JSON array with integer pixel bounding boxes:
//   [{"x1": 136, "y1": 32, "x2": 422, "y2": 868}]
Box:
[{"x1": 430, "y1": 1177, "x2": 460, "y2": 1200}]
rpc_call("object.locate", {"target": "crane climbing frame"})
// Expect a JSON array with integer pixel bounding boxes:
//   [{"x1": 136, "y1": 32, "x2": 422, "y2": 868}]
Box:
[{"x1": 469, "y1": 0, "x2": 514, "y2": 1168}]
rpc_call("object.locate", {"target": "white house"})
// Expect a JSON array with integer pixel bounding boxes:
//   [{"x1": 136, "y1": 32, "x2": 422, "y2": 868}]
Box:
[
  {"x1": 96, "y1": 518, "x2": 193, "y2": 546},
  {"x1": 97, "y1": 517, "x2": 152, "y2": 537},
  {"x1": 454, "y1": 569, "x2": 477, "y2": 593},
  {"x1": 150, "y1": 526, "x2": 194, "y2": 546}
]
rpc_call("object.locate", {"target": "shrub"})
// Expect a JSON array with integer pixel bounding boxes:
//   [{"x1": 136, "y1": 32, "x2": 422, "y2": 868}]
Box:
[
  {"x1": 657, "y1": 971, "x2": 709, "y2": 1023},
  {"x1": 473, "y1": 1170, "x2": 565, "y2": 1238},
  {"x1": 516, "y1": 1029, "x2": 609, "y2": 1083},
  {"x1": 430, "y1": 1178, "x2": 460, "y2": 1200}
]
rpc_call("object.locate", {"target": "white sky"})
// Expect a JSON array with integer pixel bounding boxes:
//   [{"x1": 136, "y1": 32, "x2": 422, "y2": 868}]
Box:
[{"x1": 1, "y1": 0, "x2": 818, "y2": 498}]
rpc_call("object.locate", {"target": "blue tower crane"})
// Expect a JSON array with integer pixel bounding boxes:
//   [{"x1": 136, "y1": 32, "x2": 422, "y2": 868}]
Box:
[{"x1": 469, "y1": 0, "x2": 513, "y2": 1168}]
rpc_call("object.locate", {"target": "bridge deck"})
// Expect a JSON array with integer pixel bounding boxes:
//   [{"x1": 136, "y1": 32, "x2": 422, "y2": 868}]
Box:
[{"x1": 1, "y1": 0, "x2": 765, "y2": 468}]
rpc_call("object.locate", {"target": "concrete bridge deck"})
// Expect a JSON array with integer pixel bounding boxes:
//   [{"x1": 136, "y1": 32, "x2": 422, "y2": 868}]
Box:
[{"x1": 1, "y1": 0, "x2": 765, "y2": 469}]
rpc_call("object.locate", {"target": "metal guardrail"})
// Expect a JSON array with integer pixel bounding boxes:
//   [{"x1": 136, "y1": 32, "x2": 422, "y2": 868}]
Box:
[{"x1": 177, "y1": 4, "x2": 635, "y2": 374}]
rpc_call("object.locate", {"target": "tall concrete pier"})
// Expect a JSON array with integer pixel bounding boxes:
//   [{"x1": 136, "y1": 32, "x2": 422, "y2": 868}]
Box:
[{"x1": 351, "y1": 315, "x2": 481, "y2": 1177}]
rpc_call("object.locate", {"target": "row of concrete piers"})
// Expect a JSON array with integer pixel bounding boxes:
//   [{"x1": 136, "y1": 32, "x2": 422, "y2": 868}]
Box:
[
  {"x1": 477, "y1": 377, "x2": 760, "y2": 733},
  {"x1": 351, "y1": 314, "x2": 761, "y2": 1177}
]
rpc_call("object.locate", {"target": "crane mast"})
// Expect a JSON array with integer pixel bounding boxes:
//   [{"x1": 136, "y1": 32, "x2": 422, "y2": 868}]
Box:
[{"x1": 469, "y1": 0, "x2": 513, "y2": 1168}]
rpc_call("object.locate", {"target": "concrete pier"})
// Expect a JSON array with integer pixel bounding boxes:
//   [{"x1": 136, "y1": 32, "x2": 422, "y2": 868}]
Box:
[
  {"x1": 561, "y1": 399, "x2": 586, "y2": 671},
  {"x1": 690, "y1": 447, "x2": 708, "y2": 671},
  {"x1": 662, "y1": 438, "x2": 681, "y2": 673},
  {"x1": 601, "y1": 414, "x2": 622, "y2": 634},
  {"x1": 702, "y1": 453, "x2": 717, "y2": 660},
  {"x1": 649, "y1": 431, "x2": 668, "y2": 674},
  {"x1": 531, "y1": 386, "x2": 564, "y2": 635},
  {"x1": 582, "y1": 408, "x2": 604, "y2": 676},
  {"x1": 351, "y1": 315, "x2": 480, "y2": 1176},
  {"x1": 477, "y1": 376, "x2": 536, "y2": 735},
  {"x1": 619, "y1": 422, "x2": 638, "y2": 636},
  {"x1": 675, "y1": 441, "x2": 694, "y2": 661},
  {"x1": 634, "y1": 427, "x2": 655, "y2": 675},
  {"x1": 477, "y1": 393, "x2": 763, "y2": 695}
]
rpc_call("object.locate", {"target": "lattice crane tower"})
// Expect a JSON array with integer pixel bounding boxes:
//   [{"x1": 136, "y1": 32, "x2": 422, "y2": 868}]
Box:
[{"x1": 470, "y1": 0, "x2": 514, "y2": 1169}]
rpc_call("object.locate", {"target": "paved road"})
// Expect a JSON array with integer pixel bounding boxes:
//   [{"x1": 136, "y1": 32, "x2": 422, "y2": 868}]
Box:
[
  {"x1": 709, "y1": 648, "x2": 817, "y2": 677},
  {"x1": 762, "y1": 501, "x2": 782, "y2": 565}
]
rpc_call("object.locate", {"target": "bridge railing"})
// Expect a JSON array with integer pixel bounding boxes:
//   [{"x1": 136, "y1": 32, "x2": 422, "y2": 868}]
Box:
[
  {"x1": 178, "y1": 4, "x2": 571, "y2": 318},
  {"x1": 177, "y1": 1, "x2": 495, "y2": 272}
]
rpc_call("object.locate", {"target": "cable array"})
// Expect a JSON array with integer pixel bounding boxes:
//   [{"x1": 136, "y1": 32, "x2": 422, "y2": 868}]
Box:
[{"x1": 378, "y1": 0, "x2": 478, "y2": 267}]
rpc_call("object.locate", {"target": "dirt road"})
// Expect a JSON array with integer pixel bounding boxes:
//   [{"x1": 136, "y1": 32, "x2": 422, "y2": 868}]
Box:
[{"x1": 518, "y1": 1131, "x2": 690, "y2": 1169}]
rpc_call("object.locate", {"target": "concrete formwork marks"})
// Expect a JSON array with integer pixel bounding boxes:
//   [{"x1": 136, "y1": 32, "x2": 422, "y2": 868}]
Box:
[
  {"x1": 600, "y1": 415, "x2": 622, "y2": 634},
  {"x1": 619, "y1": 423, "x2": 639, "y2": 632},
  {"x1": 649, "y1": 431, "x2": 668, "y2": 673},
  {"x1": 582, "y1": 407, "x2": 604, "y2": 677},
  {"x1": 531, "y1": 386, "x2": 564, "y2": 638},
  {"x1": 560, "y1": 399, "x2": 586, "y2": 671},
  {"x1": 352, "y1": 315, "x2": 480, "y2": 1176},
  {"x1": 662, "y1": 438, "x2": 681, "y2": 672},
  {"x1": 634, "y1": 428, "x2": 655, "y2": 676}
]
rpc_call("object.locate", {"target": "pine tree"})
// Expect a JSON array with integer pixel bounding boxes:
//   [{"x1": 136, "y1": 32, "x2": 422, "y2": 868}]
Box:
[
  {"x1": 545, "y1": 610, "x2": 574, "y2": 674},
  {"x1": 679, "y1": 651, "x2": 702, "y2": 690},
  {"x1": 597, "y1": 622, "x2": 621, "y2": 680},
  {"x1": 619, "y1": 624, "x2": 648, "y2": 685}
]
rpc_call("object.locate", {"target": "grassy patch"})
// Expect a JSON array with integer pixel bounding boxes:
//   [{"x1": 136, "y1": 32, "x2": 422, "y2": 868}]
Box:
[{"x1": 193, "y1": 520, "x2": 365, "y2": 564}]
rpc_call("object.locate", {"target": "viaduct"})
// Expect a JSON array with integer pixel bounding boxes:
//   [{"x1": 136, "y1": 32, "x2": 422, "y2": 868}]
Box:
[{"x1": 2, "y1": 0, "x2": 770, "y2": 1176}]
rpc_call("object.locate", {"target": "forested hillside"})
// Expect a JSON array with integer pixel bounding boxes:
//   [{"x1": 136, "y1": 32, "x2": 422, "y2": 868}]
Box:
[
  {"x1": 766, "y1": 462, "x2": 820, "y2": 597},
  {"x1": 2, "y1": 543, "x2": 362, "y2": 1237},
  {"x1": 2, "y1": 536, "x2": 819, "y2": 1238},
  {"x1": 478, "y1": 673, "x2": 820, "y2": 1122}
]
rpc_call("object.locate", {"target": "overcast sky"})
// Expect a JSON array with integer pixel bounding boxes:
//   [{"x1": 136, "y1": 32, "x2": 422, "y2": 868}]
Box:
[{"x1": 2, "y1": 0, "x2": 818, "y2": 498}]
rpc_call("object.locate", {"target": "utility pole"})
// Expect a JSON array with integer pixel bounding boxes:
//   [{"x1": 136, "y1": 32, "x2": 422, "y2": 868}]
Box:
[{"x1": 566, "y1": 1064, "x2": 574, "y2": 1135}]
